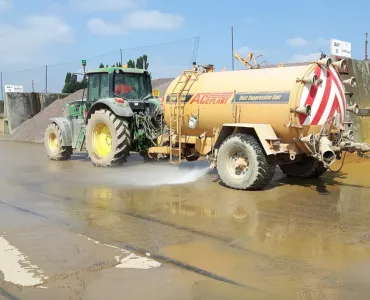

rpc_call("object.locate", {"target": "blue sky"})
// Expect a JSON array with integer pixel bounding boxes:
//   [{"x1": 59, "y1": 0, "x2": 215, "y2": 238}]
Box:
[{"x1": 0, "y1": 0, "x2": 368, "y2": 93}]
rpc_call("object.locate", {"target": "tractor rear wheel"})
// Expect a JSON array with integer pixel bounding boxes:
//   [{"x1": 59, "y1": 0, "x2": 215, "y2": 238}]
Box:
[
  {"x1": 279, "y1": 156, "x2": 328, "y2": 178},
  {"x1": 216, "y1": 133, "x2": 276, "y2": 190},
  {"x1": 44, "y1": 123, "x2": 72, "y2": 161},
  {"x1": 86, "y1": 108, "x2": 131, "y2": 167}
]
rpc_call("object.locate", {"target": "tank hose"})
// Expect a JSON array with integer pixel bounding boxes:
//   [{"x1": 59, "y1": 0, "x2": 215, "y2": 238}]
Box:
[{"x1": 329, "y1": 151, "x2": 347, "y2": 172}]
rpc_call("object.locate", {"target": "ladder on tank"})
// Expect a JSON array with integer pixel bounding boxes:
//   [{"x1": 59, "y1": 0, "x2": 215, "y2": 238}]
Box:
[{"x1": 168, "y1": 70, "x2": 199, "y2": 164}]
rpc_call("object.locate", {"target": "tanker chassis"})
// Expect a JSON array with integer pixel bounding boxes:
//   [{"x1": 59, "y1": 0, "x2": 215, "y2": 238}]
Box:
[{"x1": 146, "y1": 56, "x2": 370, "y2": 190}]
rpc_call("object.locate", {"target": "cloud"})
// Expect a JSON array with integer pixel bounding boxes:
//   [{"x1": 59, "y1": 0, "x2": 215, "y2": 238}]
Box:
[
  {"x1": 70, "y1": 0, "x2": 145, "y2": 12},
  {"x1": 286, "y1": 37, "x2": 309, "y2": 47},
  {"x1": 286, "y1": 36, "x2": 330, "y2": 49},
  {"x1": 0, "y1": 0, "x2": 11, "y2": 11},
  {"x1": 124, "y1": 10, "x2": 184, "y2": 30},
  {"x1": 289, "y1": 52, "x2": 321, "y2": 63},
  {"x1": 234, "y1": 46, "x2": 265, "y2": 57},
  {"x1": 315, "y1": 37, "x2": 330, "y2": 47},
  {"x1": 0, "y1": 15, "x2": 73, "y2": 68},
  {"x1": 87, "y1": 18, "x2": 123, "y2": 36},
  {"x1": 235, "y1": 46, "x2": 251, "y2": 57},
  {"x1": 87, "y1": 10, "x2": 184, "y2": 35},
  {"x1": 241, "y1": 17, "x2": 255, "y2": 25}
]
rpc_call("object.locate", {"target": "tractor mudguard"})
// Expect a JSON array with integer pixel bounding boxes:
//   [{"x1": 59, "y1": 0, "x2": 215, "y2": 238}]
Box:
[
  {"x1": 89, "y1": 98, "x2": 134, "y2": 118},
  {"x1": 49, "y1": 117, "x2": 73, "y2": 147}
]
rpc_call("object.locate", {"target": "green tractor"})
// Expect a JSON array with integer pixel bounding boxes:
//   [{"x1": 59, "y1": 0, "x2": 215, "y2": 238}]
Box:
[{"x1": 44, "y1": 66, "x2": 167, "y2": 166}]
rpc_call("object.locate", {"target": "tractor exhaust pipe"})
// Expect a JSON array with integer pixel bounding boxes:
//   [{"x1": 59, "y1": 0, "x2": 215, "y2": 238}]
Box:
[{"x1": 318, "y1": 135, "x2": 336, "y2": 165}]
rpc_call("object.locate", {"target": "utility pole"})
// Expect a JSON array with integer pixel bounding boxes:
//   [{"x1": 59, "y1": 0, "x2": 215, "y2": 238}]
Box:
[
  {"x1": 45, "y1": 65, "x2": 48, "y2": 93},
  {"x1": 231, "y1": 26, "x2": 234, "y2": 70},
  {"x1": 365, "y1": 32, "x2": 368, "y2": 61},
  {"x1": 0, "y1": 72, "x2": 3, "y2": 100},
  {"x1": 32, "y1": 80, "x2": 35, "y2": 92},
  {"x1": 120, "y1": 49, "x2": 123, "y2": 66}
]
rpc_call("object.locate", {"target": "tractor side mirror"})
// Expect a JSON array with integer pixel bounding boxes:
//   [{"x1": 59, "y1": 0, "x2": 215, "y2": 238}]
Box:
[{"x1": 71, "y1": 74, "x2": 77, "y2": 83}]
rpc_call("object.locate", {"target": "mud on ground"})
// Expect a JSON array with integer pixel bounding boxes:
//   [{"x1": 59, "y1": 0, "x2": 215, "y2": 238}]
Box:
[{"x1": 1, "y1": 141, "x2": 370, "y2": 300}]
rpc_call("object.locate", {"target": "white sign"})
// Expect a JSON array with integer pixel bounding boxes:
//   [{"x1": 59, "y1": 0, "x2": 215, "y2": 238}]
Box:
[
  {"x1": 330, "y1": 39, "x2": 352, "y2": 58},
  {"x1": 4, "y1": 85, "x2": 24, "y2": 93}
]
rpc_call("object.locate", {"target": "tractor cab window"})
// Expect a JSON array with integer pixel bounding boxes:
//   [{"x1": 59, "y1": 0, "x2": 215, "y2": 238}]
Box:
[
  {"x1": 87, "y1": 73, "x2": 109, "y2": 104},
  {"x1": 113, "y1": 72, "x2": 150, "y2": 100}
]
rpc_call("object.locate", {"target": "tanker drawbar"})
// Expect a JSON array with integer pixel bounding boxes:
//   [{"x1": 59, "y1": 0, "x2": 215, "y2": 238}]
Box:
[{"x1": 148, "y1": 54, "x2": 370, "y2": 191}]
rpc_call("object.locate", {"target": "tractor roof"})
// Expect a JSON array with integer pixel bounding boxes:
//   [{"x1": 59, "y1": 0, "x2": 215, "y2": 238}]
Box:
[{"x1": 86, "y1": 67, "x2": 148, "y2": 74}]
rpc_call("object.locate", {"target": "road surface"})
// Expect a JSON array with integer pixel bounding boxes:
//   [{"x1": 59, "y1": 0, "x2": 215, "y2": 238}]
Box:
[{"x1": 1, "y1": 141, "x2": 370, "y2": 300}]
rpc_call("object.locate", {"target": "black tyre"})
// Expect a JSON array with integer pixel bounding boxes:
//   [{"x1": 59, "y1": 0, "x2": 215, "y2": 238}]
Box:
[
  {"x1": 217, "y1": 133, "x2": 276, "y2": 190},
  {"x1": 86, "y1": 108, "x2": 131, "y2": 167},
  {"x1": 44, "y1": 123, "x2": 72, "y2": 161},
  {"x1": 279, "y1": 156, "x2": 328, "y2": 178},
  {"x1": 140, "y1": 151, "x2": 169, "y2": 163},
  {"x1": 185, "y1": 154, "x2": 200, "y2": 162}
]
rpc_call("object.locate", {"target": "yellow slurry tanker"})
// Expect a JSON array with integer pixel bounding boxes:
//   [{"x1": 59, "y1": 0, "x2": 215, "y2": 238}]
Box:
[{"x1": 147, "y1": 53, "x2": 370, "y2": 190}]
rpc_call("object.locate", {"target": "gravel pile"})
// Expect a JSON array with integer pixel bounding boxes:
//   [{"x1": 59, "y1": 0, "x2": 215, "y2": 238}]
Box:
[
  {"x1": 152, "y1": 78, "x2": 174, "y2": 97},
  {"x1": 3, "y1": 89, "x2": 87, "y2": 143}
]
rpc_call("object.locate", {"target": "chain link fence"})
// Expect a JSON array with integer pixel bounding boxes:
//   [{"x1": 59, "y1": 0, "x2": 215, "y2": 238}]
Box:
[{"x1": 1, "y1": 37, "x2": 199, "y2": 96}]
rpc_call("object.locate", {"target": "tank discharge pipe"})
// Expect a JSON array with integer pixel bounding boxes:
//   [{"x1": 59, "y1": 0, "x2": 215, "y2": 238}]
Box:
[
  {"x1": 343, "y1": 77, "x2": 357, "y2": 88},
  {"x1": 318, "y1": 135, "x2": 336, "y2": 165},
  {"x1": 317, "y1": 57, "x2": 333, "y2": 68},
  {"x1": 346, "y1": 103, "x2": 360, "y2": 114},
  {"x1": 292, "y1": 104, "x2": 312, "y2": 116},
  {"x1": 332, "y1": 59, "x2": 347, "y2": 70}
]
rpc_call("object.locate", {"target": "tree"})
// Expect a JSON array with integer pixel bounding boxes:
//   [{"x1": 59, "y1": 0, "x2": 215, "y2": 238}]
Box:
[
  {"x1": 99, "y1": 63, "x2": 105, "y2": 68},
  {"x1": 111, "y1": 62, "x2": 122, "y2": 67},
  {"x1": 62, "y1": 72, "x2": 86, "y2": 93},
  {"x1": 127, "y1": 59, "x2": 135, "y2": 68},
  {"x1": 135, "y1": 55, "x2": 149, "y2": 70}
]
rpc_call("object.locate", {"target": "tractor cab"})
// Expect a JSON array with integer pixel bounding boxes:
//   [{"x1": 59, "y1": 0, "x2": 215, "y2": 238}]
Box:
[{"x1": 83, "y1": 67, "x2": 153, "y2": 112}]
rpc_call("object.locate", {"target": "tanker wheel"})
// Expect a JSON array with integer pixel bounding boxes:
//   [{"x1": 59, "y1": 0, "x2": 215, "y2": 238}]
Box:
[
  {"x1": 44, "y1": 123, "x2": 72, "y2": 161},
  {"x1": 86, "y1": 108, "x2": 131, "y2": 167},
  {"x1": 279, "y1": 156, "x2": 328, "y2": 178},
  {"x1": 217, "y1": 133, "x2": 276, "y2": 191}
]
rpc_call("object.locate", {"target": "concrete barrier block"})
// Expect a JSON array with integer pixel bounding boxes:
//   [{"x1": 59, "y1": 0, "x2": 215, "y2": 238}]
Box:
[
  {"x1": 0, "y1": 101, "x2": 4, "y2": 118},
  {"x1": 4, "y1": 92, "x2": 68, "y2": 133}
]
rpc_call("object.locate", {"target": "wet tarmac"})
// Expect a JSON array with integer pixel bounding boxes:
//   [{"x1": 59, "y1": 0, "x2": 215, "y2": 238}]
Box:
[{"x1": 1, "y1": 141, "x2": 370, "y2": 299}]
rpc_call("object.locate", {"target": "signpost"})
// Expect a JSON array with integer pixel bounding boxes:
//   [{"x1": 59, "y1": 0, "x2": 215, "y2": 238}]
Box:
[
  {"x1": 4, "y1": 85, "x2": 23, "y2": 93},
  {"x1": 330, "y1": 39, "x2": 352, "y2": 58},
  {"x1": 82, "y1": 59, "x2": 86, "y2": 73}
]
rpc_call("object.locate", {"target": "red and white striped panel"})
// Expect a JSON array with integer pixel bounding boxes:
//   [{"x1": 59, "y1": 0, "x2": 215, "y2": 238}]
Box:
[{"x1": 299, "y1": 65, "x2": 346, "y2": 126}]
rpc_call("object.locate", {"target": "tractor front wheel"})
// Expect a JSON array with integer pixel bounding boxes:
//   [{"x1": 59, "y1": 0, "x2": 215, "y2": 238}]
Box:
[
  {"x1": 216, "y1": 133, "x2": 276, "y2": 190},
  {"x1": 86, "y1": 108, "x2": 131, "y2": 167},
  {"x1": 44, "y1": 123, "x2": 72, "y2": 161}
]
